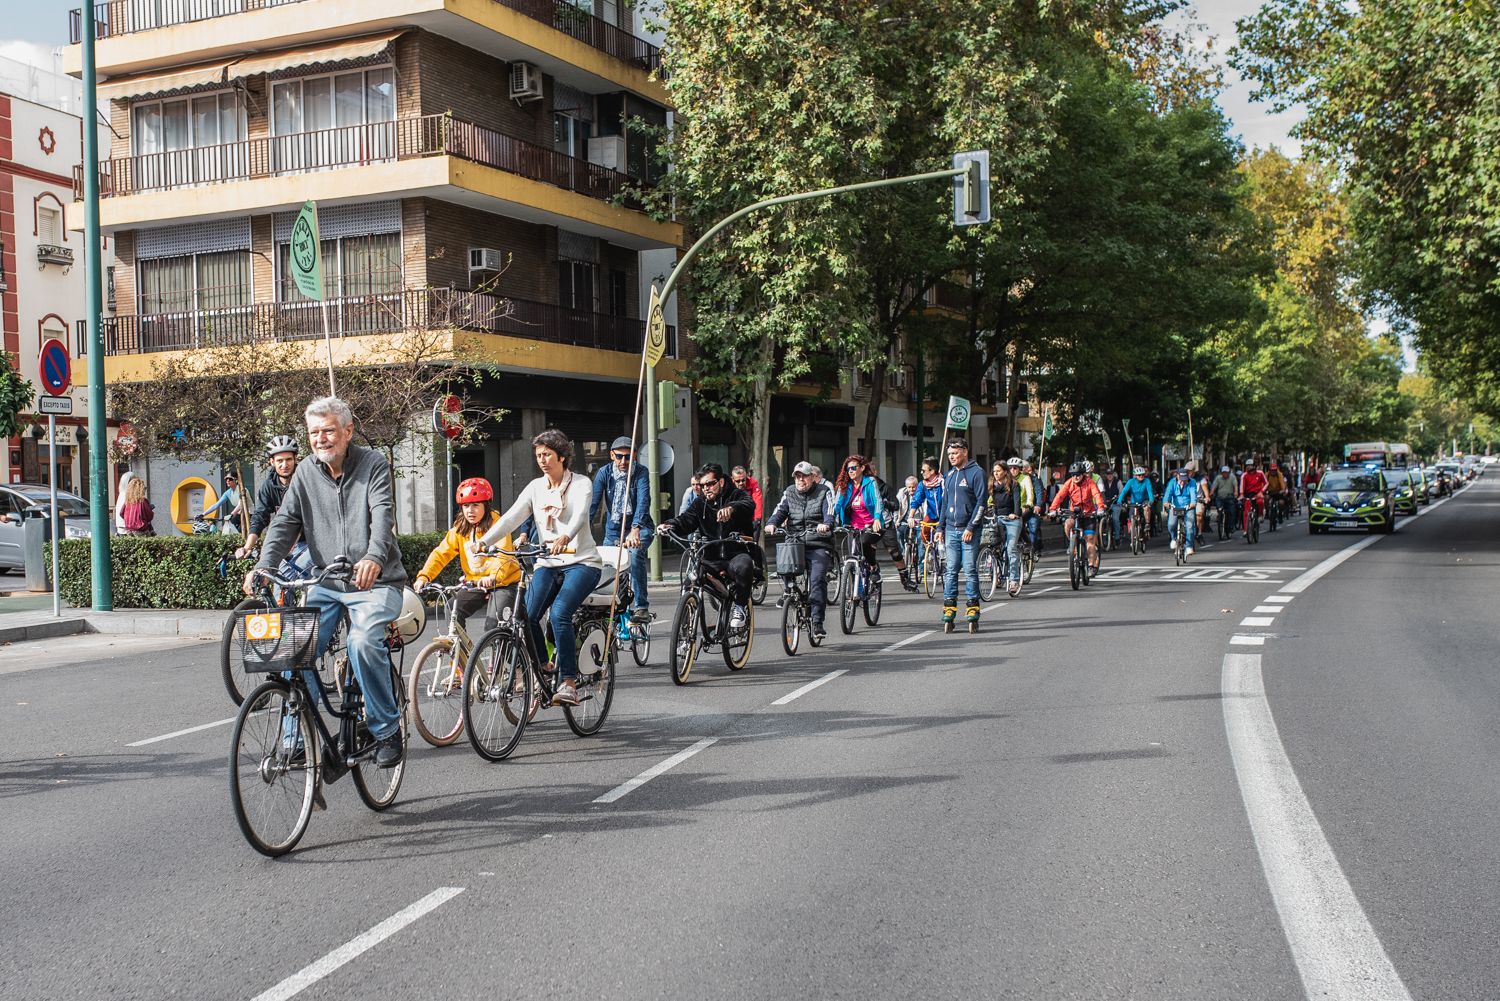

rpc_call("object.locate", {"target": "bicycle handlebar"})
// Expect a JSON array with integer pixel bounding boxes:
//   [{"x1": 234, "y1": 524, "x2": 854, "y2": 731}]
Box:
[{"x1": 251, "y1": 556, "x2": 352, "y2": 591}]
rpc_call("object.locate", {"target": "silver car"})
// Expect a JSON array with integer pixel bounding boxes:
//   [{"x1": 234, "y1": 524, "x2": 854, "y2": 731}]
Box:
[{"x1": 0, "y1": 484, "x2": 93, "y2": 572}]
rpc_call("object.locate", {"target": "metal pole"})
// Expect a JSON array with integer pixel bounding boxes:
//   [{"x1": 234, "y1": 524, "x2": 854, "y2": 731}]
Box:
[
  {"x1": 645, "y1": 362, "x2": 661, "y2": 581},
  {"x1": 320, "y1": 300, "x2": 336, "y2": 396},
  {"x1": 49, "y1": 415, "x2": 60, "y2": 617},
  {"x1": 915, "y1": 355, "x2": 924, "y2": 474},
  {"x1": 82, "y1": 2, "x2": 113, "y2": 610}
]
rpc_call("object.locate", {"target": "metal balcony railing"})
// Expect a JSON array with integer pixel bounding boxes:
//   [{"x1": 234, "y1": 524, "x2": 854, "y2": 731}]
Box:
[
  {"x1": 86, "y1": 288, "x2": 675, "y2": 358},
  {"x1": 75, "y1": 114, "x2": 642, "y2": 206},
  {"x1": 69, "y1": 0, "x2": 662, "y2": 74}
]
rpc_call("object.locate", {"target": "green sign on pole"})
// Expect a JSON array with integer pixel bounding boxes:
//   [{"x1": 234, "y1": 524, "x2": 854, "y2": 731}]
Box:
[
  {"x1": 946, "y1": 395, "x2": 971, "y2": 430},
  {"x1": 1042, "y1": 408, "x2": 1055, "y2": 441},
  {"x1": 291, "y1": 200, "x2": 323, "y2": 301}
]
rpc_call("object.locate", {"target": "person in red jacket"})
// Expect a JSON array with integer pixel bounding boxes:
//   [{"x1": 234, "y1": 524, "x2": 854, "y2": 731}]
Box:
[
  {"x1": 732, "y1": 465, "x2": 764, "y2": 526},
  {"x1": 1239, "y1": 459, "x2": 1269, "y2": 536}
]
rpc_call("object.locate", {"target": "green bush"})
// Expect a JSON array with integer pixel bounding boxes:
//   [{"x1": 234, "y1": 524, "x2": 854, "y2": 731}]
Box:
[{"x1": 52, "y1": 532, "x2": 455, "y2": 610}]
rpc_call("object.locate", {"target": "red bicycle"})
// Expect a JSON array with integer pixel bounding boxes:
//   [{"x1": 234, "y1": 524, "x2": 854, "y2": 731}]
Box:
[{"x1": 1241, "y1": 491, "x2": 1265, "y2": 544}]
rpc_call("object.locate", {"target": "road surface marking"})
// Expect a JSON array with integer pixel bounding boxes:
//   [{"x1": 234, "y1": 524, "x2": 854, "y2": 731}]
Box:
[
  {"x1": 250, "y1": 887, "x2": 466, "y2": 1001},
  {"x1": 1252, "y1": 606, "x2": 1282, "y2": 614},
  {"x1": 1033, "y1": 586, "x2": 1061, "y2": 594},
  {"x1": 1230, "y1": 635, "x2": 1267, "y2": 646},
  {"x1": 880, "y1": 630, "x2": 934, "y2": 654},
  {"x1": 771, "y1": 670, "x2": 848, "y2": 706},
  {"x1": 594, "y1": 738, "x2": 718, "y2": 804},
  {"x1": 127, "y1": 716, "x2": 236, "y2": 747},
  {"x1": 1266, "y1": 595, "x2": 1294, "y2": 604},
  {"x1": 1240, "y1": 616, "x2": 1276, "y2": 627},
  {"x1": 1283, "y1": 492, "x2": 1452, "y2": 593},
  {"x1": 1222, "y1": 652, "x2": 1413, "y2": 1001}
]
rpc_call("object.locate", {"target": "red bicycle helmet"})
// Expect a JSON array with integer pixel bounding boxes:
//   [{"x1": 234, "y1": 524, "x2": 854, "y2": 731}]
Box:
[{"x1": 456, "y1": 477, "x2": 493, "y2": 504}]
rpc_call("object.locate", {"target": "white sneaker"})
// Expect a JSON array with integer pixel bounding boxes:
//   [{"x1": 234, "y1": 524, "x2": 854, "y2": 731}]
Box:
[
  {"x1": 1169, "y1": 539, "x2": 1177, "y2": 552},
  {"x1": 730, "y1": 605, "x2": 747, "y2": 628},
  {"x1": 1185, "y1": 546, "x2": 1194, "y2": 557}
]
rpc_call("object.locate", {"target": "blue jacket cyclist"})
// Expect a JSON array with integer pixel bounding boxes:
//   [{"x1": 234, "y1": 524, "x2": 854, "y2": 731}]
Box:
[
  {"x1": 937, "y1": 437, "x2": 988, "y2": 620},
  {"x1": 590, "y1": 436, "x2": 654, "y2": 623},
  {"x1": 1162, "y1": 468, "x2": 1199, "y2": 555},
  {"x1": 1116, "y1": 466, "x2": 1156, "y2": 534}
]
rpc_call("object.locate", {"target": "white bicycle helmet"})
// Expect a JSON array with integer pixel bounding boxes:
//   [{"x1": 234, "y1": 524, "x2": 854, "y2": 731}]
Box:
[
  {"x1": 1006, "y1": 456, "x2": 1023, "y2": 468},
  {"x1": 266, "y1": 434, "x2": 299, "y2": 458},
  {"x1": 1083, "y1": 460, "x2": 1095, "y2": 473},
  {"x1": 392, "y1": 587, "x2": 427, "y2": 644}
]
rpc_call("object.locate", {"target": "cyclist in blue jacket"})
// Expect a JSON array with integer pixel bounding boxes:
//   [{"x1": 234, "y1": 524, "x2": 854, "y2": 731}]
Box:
[
  {"x1": 1116, "y1": 465, "x2": 1156, "y2": 542},
  {"x1": 1162, "y1": 467, "x2": 1199, "y2": 556}
]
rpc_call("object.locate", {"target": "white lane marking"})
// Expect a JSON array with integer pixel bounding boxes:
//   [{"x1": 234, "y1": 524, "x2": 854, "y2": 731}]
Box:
[
  {"x1": 127, "y1": 716, "x2": 236, "y2": 747},
  {"x1": 771, "y1": 670, "x2": 848, "y2": 706},
  {"x1": 1252, "y1": 606, "x2": 1282, "y2": 614},
  {"x1": 250, "y1": 887, "x2": 466, "y2": 1001},
  {"x1": 593, "y1": 738, "x2": 718, "y2": 804},
  {"x1": 1230, "y1": 635, "x2": 1267, "y2": 646},
  {"x1": 1033, "y1": 586, "x2": 1062, "y2": 594},
  {"x1": 1266, "y1": 595, "x2": 1295, "y2": 604},
  {"x1": 1222, "y1": 653, "x2": 1413, "y2": 1001},
  {"x1": 1284, "y1": 492, "x2": 1453, "y2": 594},
  {"x1": 880, "y1": 630, "x2": 934, "y2": 654},
  {"x1": 1240, "y1": 616, "x2": 1276, "y2": 627}
]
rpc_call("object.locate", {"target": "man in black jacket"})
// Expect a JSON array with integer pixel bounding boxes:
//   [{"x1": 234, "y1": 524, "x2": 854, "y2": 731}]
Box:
[
  {"x1": 234, "y1": 434, "x2": 308, "y2": 573},
  {"x1": 660, "y1": 463, "x2": 757, "y2": 625}
]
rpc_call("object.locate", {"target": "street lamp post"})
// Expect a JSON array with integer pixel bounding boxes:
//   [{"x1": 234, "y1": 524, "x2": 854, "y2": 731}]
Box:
[{"x1": 82, "y1": 2, "x2": 113, "y2": 610}]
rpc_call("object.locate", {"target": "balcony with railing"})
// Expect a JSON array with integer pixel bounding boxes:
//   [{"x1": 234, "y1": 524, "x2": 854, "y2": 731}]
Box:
[
  {"x1": 69, "y1": 0, "x2": 662, "y2": 73},
  {"x1": 74, "y1": 114, "x2": 643, "y2": 208},
  {"x1": 88, "y1": 287, "x2": 675, "y2": 358}
]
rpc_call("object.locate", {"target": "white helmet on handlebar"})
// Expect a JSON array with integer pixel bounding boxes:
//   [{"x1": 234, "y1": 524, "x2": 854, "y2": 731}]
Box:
[{"x1": 392, "y1": 587, "x2": 426, "y2": 644}]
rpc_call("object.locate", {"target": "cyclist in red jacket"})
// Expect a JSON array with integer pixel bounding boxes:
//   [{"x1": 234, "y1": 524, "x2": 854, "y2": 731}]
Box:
[{"x1": 1239, "y1": 459, "x2": 1269, "y2": 536}]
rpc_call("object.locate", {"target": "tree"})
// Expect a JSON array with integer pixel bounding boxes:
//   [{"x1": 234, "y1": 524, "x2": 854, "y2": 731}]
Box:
[{"x1": 0, "y1": 354, "x2": 35, "y2": 441}]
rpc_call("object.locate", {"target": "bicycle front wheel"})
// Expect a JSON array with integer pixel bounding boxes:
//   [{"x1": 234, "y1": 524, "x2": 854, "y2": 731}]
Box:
[
  {"x1": 781, "y1": 597, "x2": 801, "y2": 656},
  {"x1": 229, "y1": 679, "x2": 317, "y2": 857},
  {"x1": 980, "y1": 548, "x2": 999, "y2": 601},
  {"x1": 1069, "y1": 542, "x2": 1081, "y2": 590},
  {"x1": 221, "y1": 597, "x2": 270, "y2": 707},
  {"x1": 565, "y1": 618, "x2": 614, "y2": 736},
  {"x1": 670, "y1": 594, "x2": 700, "y2": 685},
  {"x1": 862, "y1": 575, "x2": 882, "y2": 626},
  {"x1": 722, "y1": 598, "x2": 753, "y2": 671},
  {"x1": 839, "y1": 568, "x2": 857, "y2": 634},
  {"x1": 408, "y1": 638, "x2": 465, "y2": 747},
  {"x1": 464, "y1": 631, "x2": 530, "y2": 761},
  {"x1": 922, "y1": 545, "x2": 938, "y2": 598},
  {"x1": 630, "y1": 620, "x2": 651, "y2": 666}
]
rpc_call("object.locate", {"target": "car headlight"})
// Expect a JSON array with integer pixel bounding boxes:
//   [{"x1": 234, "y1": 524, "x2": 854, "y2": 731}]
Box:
[
  {"x1": 1310, "y1": 496, "x2": 1329, "y2": 508},
  {"x1": 1370, "y1": 497, "x2": 1386, "y2": 507}
]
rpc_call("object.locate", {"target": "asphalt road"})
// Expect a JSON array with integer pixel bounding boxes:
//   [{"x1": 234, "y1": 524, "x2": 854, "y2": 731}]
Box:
[{"x1": 2, "y1": 480, "x2": 1495, "y2": 1000}]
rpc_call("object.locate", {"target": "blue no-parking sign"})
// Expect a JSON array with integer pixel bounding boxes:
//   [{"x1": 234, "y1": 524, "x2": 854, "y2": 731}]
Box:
[{"x1": 38, "y1": 338, "x2": 71, "y2": 396}]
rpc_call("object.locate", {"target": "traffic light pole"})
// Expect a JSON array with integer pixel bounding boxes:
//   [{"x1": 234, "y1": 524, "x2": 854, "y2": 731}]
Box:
[{"x1": 82, "y1": 3, "x2": 114, "y2": 610}]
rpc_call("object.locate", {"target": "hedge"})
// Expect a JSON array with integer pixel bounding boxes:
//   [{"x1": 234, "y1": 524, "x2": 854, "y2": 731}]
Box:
[{"x1": 51, "y1": 532, "x2": 460, "y2": 610}]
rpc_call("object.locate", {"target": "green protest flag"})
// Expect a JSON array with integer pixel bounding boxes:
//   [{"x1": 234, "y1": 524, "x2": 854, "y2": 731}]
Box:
[
  {"x1": 290, "y1": 200, "x2": 324, "y2": 301},
  {"x1": 1042, "y1": 408, "x2": 1054, "y2": 440}
]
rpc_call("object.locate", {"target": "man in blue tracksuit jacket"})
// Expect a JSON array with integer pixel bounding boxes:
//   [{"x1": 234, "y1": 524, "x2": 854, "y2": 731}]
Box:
[
  {"x1": 591, "y1": 436, "x2": 655, "y2": 621},
  {"x1": 1161, "y1": 467, "x2": 1200, "y2": 555},
  {"x1": 937, "y1": 437, "x2": 988, "y2": 621}
]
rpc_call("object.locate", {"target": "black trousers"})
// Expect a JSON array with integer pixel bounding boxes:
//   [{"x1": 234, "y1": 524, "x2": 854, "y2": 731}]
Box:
[
  {"x1": 451, "y1": 585, "x2": 517, "y2": 634},
  {"x1": 703, "y1": 553, "x2": 755, "y2": 605}
]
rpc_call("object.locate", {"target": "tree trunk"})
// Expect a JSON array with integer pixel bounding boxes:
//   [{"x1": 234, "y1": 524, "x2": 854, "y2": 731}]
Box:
[
  {"x1": 862, "y1": 354, "x2": 889, "y2": 468},
  {"x1": 746, "y1": 336, "x2": 775, "y2": 492},
  {"x1": 1004, "y1": 339, "x2": 1024, "y2": 454}
]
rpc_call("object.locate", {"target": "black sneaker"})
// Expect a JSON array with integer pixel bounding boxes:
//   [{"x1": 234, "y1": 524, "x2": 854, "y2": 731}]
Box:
[
  {"x1": 812, "y1": 623, "x2": 826, "y2": 641},
  {"x1": 630, "y1": 607, "x2": 653, "y2": 624},
  {"x1": 374, "y1": 732, "x2": 404, "y2": 769}
]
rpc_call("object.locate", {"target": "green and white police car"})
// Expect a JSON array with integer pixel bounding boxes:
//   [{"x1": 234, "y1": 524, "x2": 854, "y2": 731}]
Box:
[{"x1": 1308, "y1": 465, "x2": 1397, "y2": 534}]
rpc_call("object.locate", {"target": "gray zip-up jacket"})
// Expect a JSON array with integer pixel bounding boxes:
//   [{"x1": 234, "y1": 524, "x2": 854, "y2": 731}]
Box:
[{"x1": 257, "y1": 443, "x2": 406, "y2": 589}]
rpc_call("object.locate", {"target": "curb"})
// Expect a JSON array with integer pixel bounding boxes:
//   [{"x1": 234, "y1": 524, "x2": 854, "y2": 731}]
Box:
[
  {"x1": 82, "y1": 611, "x2": 228, "y2": 640},
  {"x1": 0, "y1": 616, "x2": 90, "y2": 644}
]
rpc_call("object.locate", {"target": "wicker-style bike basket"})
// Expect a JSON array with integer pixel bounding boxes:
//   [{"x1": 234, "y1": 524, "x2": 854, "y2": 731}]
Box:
[
  {"x1": 981, "y1": 522, "x2": 1000, "y2": 546},
  {"x1": 774, "y1": 540, "x2": 807, "y2": 577},
  {"x1": 239, "y1": 607, "x2": 321, "y2": 673}
]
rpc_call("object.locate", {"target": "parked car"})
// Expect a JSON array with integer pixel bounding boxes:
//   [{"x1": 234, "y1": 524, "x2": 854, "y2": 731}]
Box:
[{"x1": 0, "y1": 484, "x2": 93, "y2": 573}]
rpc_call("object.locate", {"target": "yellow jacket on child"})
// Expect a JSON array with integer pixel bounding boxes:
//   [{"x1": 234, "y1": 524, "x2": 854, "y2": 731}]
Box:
[{"x1": 417, "y1": 511, "x2": 521, "y2": 586}]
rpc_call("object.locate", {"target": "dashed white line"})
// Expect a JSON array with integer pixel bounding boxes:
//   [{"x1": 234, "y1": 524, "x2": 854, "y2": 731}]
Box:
[
  {"x1": 593, "y1": 738, "x2": 719, "y2": 804},
  {"x1": 1240, "y1": 616, "x2": 1276, "y2": 627},
  {"x1": 249, "y1": 887, "x2": 466, "y2": 1001},
  {"x1": 772, "y1": 670, "x2": 848, "y2": 706},
  {"x1": 1034, "y1": 585, "x2": 1062, "y2": 594},
  {"x1": 1230, "y1": 635, "x2": 1267, "y2": 646},
  {"x1": 1265, "y1": 595, "x2": 1295, "y2": 604},
  {"x1": 127, "y1": 716, "x2": 237, "y2": 747},
  {"x1": 1252, "y1": 606, "x2": 1282, "y2": 614},
  {"x1": 1222, "y1": 653, "x2": 1413, "y2": 1001},
  {"x1": 880, "y1": 630, "x2": 934, "y2": 654}
]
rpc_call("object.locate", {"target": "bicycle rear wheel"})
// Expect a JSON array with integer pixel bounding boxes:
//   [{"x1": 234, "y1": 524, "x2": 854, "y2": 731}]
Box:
[
  {"x1": 352, "y1": 662, "x2": 406, "y2": 810},
  {"x1": 1022, "y1": 546, "x2": 1036, "y2": 585},
  {"x1": 629, "y1": 620, "x2": 651, "y2": 666},
  {"x1": 922, "y1": 543, "x2": 938, "y2": 598},
  {"x1": 221, "y1": 597, "x2": 270, "y2": 707},
  {"x1": 408, "y1": 638, "x2": 465, "y2": 747},
  {"x1": 565, "y1": 619, "x2": 614, "y2": 736},
  {"x1": 229, "y1": 679, "x2": 317, "y2": 857},
  {"x1": 669, "y1": 594, "x2": 700, "y2": 685},
  {"x1": 863, "y1": 575, "x2": 882, "y2": 626},
  {"x1": 463, "y1": 631, "x2": 530, "y2": 761},
  {"x1": 781, "y1": 598, "x2": 801, "y2": 656},
  {"x1": 839, "y1": 567, "x2": 857, "y2": 634}
]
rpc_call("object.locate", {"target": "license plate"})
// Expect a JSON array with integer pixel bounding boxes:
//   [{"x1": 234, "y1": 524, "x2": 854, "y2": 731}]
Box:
[{"x1": 1333, "y1": 520, "x2": 1357, "y2": 528}]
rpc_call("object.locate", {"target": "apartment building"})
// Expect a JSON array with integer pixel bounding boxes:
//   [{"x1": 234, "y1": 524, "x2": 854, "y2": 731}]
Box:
[
  {"x1": 64, "y1": 0, "x2": 683, "y2": 530},
  {"x1": 2, "y1": 62, "x2": 115, "y2": 496}
]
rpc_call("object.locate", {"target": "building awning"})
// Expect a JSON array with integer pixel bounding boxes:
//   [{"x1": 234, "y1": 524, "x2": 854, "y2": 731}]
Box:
[{"x1": 96, "y1": 31, "x2": 405, "y2": 103}]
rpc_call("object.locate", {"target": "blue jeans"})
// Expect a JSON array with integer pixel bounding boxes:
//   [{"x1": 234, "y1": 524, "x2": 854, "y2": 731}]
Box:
[
  {"x1": 1001, "y1": 517, "x2": 1022, "y2": 583},
  {"x1": 942, "y1": 531, "x2": 980, "y2": 605},
  {"x1": 601, "y1": 525, "x2": 651, "y2": 611},
  {"x1": 304, "y1": 584, "x2": 403, "y2": 740},
  {"x1": 526, "y1": 563, "x2": 602, "y2": 681},
  {"x1": 1108, "y1": 504, "x2": 1124, "y2": 541},
  {"x1": 1167, "y1": 507, "x2": 1197, "y2": 548}
]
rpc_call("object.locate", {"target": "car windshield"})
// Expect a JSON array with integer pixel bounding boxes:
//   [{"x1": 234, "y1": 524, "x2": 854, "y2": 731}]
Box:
[
  {"x1": 13, "y1": 490, "x2": 89, "y2": 517},
  {"x1": 1320, "y1": 470, "x2": 1381, "y2": 492}
]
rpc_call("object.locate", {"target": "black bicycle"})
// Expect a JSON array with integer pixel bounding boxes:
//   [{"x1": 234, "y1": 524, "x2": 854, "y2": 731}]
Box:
[
  {"x1": 833, "y1": 527, "x2": 883, "y2": 634},
  {"x1": 462, "y1": 544, "x2": 616, "y2": 761},
  {"x1": 219, "y1": 553, "x2": 348, "y2": 707},
  {"x1": 228, "y1": 560, "x2": 409, "y2": 857},
  {"x1": 1170, "y1": 506, "x2": 1191, "y2": 566},
  {"x1": 1053, "y1": 510, "x2": 1096, "y2": 590},
  {"x1": 662, "y1": 529, "x2": 755, "y2": 683},
  {"x1": 766, "y1": 526, "x2": 826, "y2": 656}
]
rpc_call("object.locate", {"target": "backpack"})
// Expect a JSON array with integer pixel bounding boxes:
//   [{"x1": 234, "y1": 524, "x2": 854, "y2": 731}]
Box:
[{"x1": 123, "y1": 499, "x2": 154, "y2": 533}]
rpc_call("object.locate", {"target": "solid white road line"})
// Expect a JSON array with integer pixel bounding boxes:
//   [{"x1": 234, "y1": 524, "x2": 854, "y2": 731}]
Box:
[
  {"x1": 249, "y1": 887, "x2": 466, "y2": 1001},
  {"x1": 1230, "y1": 635, "x2": 1267, "y2": 646},
  {"x1": 1222, "y1": 653, "x2": 1413, "y2": 1001},
  {"x1": 593, "y1": 738, "x2": 719, "y2": 804},
  {"x1": 880, "y1": 630, "x2": 934, "y2": 654},
  {"x1": 1240, "y1": 616, "x2": 1276, "y2": 627},
  {"x1": 126, "y1": 716, "x2": 237, "y2": 747},
  {"x1": 771, "y1": 670, "x2": 848, "y2": 706},
  {"x1": 1283, "y1": 492, "x2": 1453, "y2": 594},
  {"x1": 1034, "y1": 585, "x2": 1062, "y2": 594}
]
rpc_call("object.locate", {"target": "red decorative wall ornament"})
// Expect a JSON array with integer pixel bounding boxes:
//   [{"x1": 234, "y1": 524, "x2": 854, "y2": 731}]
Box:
[{"x1": 38, "y1": 126, "x2": 57, "y2": 155}]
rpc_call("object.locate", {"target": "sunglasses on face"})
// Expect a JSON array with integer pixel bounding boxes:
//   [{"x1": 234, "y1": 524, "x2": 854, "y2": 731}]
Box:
[
  {"x1": 701, "y1": 478, "x2": 719, "y2": 487},
  {"x1": 611, "y1": 452, "x2": 630, "y2": 461},
  {"x1": 846, "y1": 464, "x2": 861, "y2": 472}
]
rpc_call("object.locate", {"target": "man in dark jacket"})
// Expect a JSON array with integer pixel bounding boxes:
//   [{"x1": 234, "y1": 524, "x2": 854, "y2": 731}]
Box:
[
  {"x1": 591, "y1": 436, "x2": 655, "y2": 622},
  {"x1": 660, "y1": 462, "x2": 756, "y2": 626},
  {"x1": 764, "y1": 460, "x2": 833, "y2": 637},
  {"x1": 234, "y1": 434, "x2": 309, "y2": 573},
  {"x1": 248, "y1": 396, "x2": 408, "y2": 768},
  {"x1": 937, "y1": 438, "x2": 988, "y2": 626}
]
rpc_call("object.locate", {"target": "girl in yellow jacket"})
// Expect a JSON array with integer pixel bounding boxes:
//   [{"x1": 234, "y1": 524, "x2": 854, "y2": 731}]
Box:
[{"x1": 414, "y1": 478, "x2": 521, "y2": 631}]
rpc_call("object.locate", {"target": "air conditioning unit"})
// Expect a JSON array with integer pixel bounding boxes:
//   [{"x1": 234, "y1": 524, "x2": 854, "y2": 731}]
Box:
[
  {"x1": 468, "y1": 247, "x2": 506, "y2": 273},
  {"x1": 587, "y1": 135, "x2": 627, "y2": 172},
  {"x1": 509, "y1": 61, "x2": 543, "y2": 102}
]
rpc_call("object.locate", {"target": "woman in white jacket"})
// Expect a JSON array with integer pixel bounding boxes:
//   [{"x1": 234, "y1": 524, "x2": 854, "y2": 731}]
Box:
[
  {"x1": 477, "y1": 429, "x2": 602, "y2": 706},
  {"x1": 114, "y1": 470, "x2": 137, "y2": 535}
]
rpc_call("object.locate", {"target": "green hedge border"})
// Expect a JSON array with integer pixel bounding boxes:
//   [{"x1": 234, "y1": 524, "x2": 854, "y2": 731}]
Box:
[{"x1": 50, "y1": 533, "x2": 457, "y2": 609}]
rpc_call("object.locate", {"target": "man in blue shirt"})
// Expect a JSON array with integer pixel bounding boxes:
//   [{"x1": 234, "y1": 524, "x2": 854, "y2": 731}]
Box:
[
  {"x1": 591, "y1": 436, "x2": 654, "y2": 622},
  {"x1": 936, "y1": 438, "x2": 987, "y2": 629},
  {"x1": 1162, "y1": 467, "x2": 1199, "y2": 556},
  {"x1": 1116, "y1": 466, "x2": 1156, "y2": 544}
]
